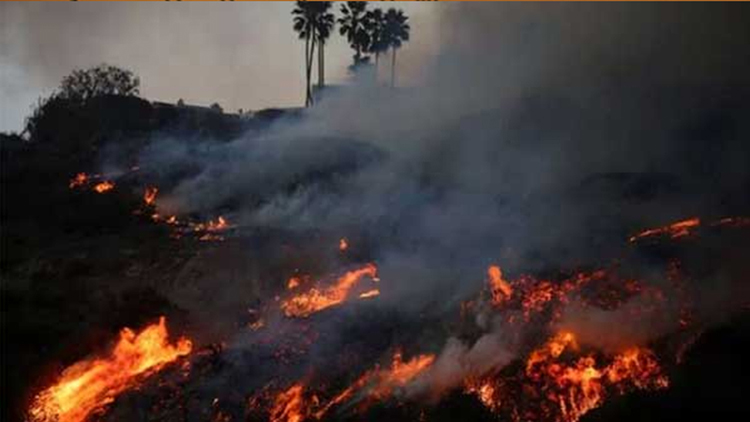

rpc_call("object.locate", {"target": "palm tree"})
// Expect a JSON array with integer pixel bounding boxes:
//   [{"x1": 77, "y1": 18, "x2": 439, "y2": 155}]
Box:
[
  {"x1": 312, "y1": 2, "x2": 335, "y2": 89},
  {"x1": 364, "y1": 8, "x2": 387, "y2": 81},
  {"x1": 292, "y1": 1, "x2": 317, "y2": 107},
  {"x1": 383, "y1": 8, "x2": 410, "y2": 88},
  {"x1": 338, "y1": 2, "x2": 371, "y2": 68}
]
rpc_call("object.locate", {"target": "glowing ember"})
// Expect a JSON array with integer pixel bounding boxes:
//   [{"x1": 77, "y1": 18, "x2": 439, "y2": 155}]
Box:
[
  {"x1": 143, "y1": 186, "x2": 158, "y2": 206},
  {"x1": 93, "y1": 181, "x2": 115, "y2": 193},
  {"x1": 487, "y1": 265, "x2": 512, "y2": 306},
  {"x1": 28, "y1": 317, "x2": 192, "y2": 422},
  {"x1": 628, "y1": 217, "x2": 700, "y2": 242},
  {"x1": 465, "y1": 380, "x2": 499, "y2": 411},
  {"x1": 526, "y1": 331, "x2": 578, "y2": 375},
  {"x1": 68, "y1": 173, "x2": 89, "y2": 189},
  {"x1": 315, "y1": 351, "x2": 435, "y2": 418},
  {"x1": 606, "y1": 348, "x2": 669, "y2": 390},
  {"x1": 280, "y1": 263, "x2": 378, "y2": 317},
  {"x1": 372, "y1": 351, "x2": 436, "y2": 398},
  {"x1": 339, "y1": 238, "x2": 348, "y2": 251},
  {"x1": 287, "y1": 277, "x2": 301, "y2": 290},
  {"x1": 269, "y1": 383, "x2": 309, "y2": 422},
  {"x1": 359, "y1": 289, "x2": 380, "y2": 299},
  {"x1": 469, "y1": 331, "x2": 670, "y2": 422}
]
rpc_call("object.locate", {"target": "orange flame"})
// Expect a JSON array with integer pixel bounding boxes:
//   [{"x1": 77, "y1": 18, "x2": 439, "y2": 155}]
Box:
[
  {"x1": 269, "y1": 383, "x2": 309, "y2": 422},
  {"x1": 143, "y1": 186, "x2": 158, "y2": 206},
  {"x1": 629, "y1": 217, "x2": 700, "y2": 242},
  {"x1": 316, "y1": 351, "x2": 435, "y2": 419},
  {"x1": 371, "y1": 352, "x2": 435, "y2": 398},
  {"x1": 287, "y1": 277, "x2": 301, "y2": 290},
  {"x1": 487, "y1": 265, "x2": 513, "y2": 306},
  {"x1": 68, "y1": 173, "x2": 89, "y2": 189},
  {"x1": 526, "y1": 331, "x2": 578, "y2": 375},
  {"x1": 93, "y1": 181, "x2": 115, "y2": 194},
  {"x1": 359, "y1": 289, "x2": 380, "y2": 299},
  {"x1": 507, "y1": 332, "x2": 669, "y2": 422},
  {"x1": 465, "y1": 380, "x2": 499, "y2": 411},
  {"x1": 28, "y1": 317, "x2": 192, "y2": 422},
  {"x1": 339, "y1": 238, "x2": 349, "y2": 251},
  {"x1": 281, "y1": 264, "x2": 378, "y2": 318},
  {"x1": 606, "y1": 348, "x2": 669, "y2": 390}
]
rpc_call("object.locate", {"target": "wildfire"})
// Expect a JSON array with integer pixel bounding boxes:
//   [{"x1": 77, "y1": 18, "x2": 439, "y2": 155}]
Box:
[
  {"x1": 315, "y1": 351, "x2": 436, "y2": 419},
  {"x1": 339, "y1": 238, "x2": 348, "y2": 251},
  {"x1": 93, "y1": 181, "x2": 115, "y2": 193},
  {"x1": 269, "y1": 383, "x2": 310, "y2": 422},
  {"x1": 606, "y1": 348, "x2": 669, "y2": 390},
  {"x1": 68, "y1": 172, "x2": 114, "y2": 194},
  {"x1": 143, "y1": 186, "x2": 158, "y2": 206},
  {"x1": 359, "y1": 289, "x2": 380, "y2": 299},
  {"x1": 28, "y1": 317, "x2": 192, "y2": 422},
  {"x1": 526, "y1": 331, "x2": 578, "y2": 375},
  {"x1": 68, "y1": 173, "x2": 89, "y2": 189},
  {"x1": 200, "y1": 216, "x2": 229, "y2": 232},
  {"x1": 465, "y1": 380, "x2": 499, "y2": 411},
  {"x1": 287, "y1": 277, "x2": 301, "y2": 290},
  {"x1": 469, "y1": 331, "x2": 669, "y2": 422},
  {"x1": 371, "y1": 351, "x2": 436, "y2": 399},
  {"x1": 487, "y1": 265, "x2": 512, "y2": 306},
  {"x1": 628, "y1": 217, "x2": 700, "y2": 242},
  {"x1": 280, "y1": 263, "x2": 378, "y2": 318}
]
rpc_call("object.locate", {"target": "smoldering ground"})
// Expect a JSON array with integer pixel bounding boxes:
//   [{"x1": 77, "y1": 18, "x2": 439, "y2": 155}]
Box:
[
  {"x1": 95, "y1": 2, "x2": 750, "y2": 411},
  {"x1": 134, "y1": 3, "x2": 750, "y2": 302},
  {"x1": 8, "y1": 3, "x2": 750, "y2": 421}
]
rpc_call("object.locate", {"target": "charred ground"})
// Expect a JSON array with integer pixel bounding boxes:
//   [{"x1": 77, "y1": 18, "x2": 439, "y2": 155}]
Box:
[{"x1": 2, "y1": 86, "x2": 750, "y2": 422}]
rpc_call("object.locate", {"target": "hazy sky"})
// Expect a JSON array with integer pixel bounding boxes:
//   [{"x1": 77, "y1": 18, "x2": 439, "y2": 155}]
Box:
[{"x1": 0, "y1": 2, "x2": 440, "y2": 133}]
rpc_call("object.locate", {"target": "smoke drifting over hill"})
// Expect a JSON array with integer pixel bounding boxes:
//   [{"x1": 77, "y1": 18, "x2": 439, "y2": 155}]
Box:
[
  {"x1": 141, "y1": 2, "x2": 750, "y2": 287},
  {"x1": 5, "y1": 4, "x2": 750, "y2": 422}
]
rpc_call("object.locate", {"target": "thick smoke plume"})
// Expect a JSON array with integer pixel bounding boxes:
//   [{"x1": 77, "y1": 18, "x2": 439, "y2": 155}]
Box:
[{"x1": 130, "y1": 2, "x2": 750, "y2": 404}]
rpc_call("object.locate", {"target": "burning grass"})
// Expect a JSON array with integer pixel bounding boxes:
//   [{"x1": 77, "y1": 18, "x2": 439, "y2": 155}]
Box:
[
  {"x1": 28, "y1": 317, "x2": 192, "y2": 422},
  {"x1": 280, "y1": 263, "x2": 379, "y2": 318},
  {"x1": 19, "y1": 210, "x2": 750, "y2": 422}
]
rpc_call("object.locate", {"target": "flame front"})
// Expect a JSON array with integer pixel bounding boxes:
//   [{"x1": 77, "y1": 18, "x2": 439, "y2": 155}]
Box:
[
  {"x1": 93, "y1": 181, "x2": 115, "y2": 193},
  {"x1": 143, "y1": 186, "x2": 158, "y2": 206},
  {"x1": 28, "y1": 317, "x2": 192, "y2": 422},
  {"x1": 468, "y1": 331, "x2": 669, "y2": 422},
  {"x1": 281, "y1": 264, "x2": 378, "y2": 317},
  {"x1": 270, "y1": 384, "x2": 309, "y2": 422},
  {"x1": 68, "y1": 173, "x2": 89, "y2": 189},
  {"x1": 487, "y1": 265, "x2": 513, "y2": 306},
  {"x1": 314, "y1": 351, "x2": 435, "y2": 419},
  {"x1": 629, "y1": 217, "x2": 700, "y2": 242}
]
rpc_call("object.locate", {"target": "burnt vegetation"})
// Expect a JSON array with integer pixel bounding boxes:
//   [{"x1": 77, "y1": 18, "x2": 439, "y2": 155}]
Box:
[{"x1": 3, "y1": 14, "x2": 750, "y2": 422}]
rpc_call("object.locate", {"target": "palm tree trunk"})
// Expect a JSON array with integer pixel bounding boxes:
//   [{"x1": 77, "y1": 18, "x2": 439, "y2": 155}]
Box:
[
  {"x1": 308, "y1": 34, "x2": 316, "y2": 105},
  {"x1": 391, "y1": 48, "x2": 396, "y2": 88},
  {"x1": 318, "y1": 41, "x2": 324, "y2": 88},
  {"x1": 304, "y1": 32, "x2": 311, "y2": 107}
]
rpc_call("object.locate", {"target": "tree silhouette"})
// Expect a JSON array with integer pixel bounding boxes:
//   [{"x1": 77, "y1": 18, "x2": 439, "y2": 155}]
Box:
[
  {"x1": 313, "y1": 2, "x2": 335, "y2": 89},
  {"x1": 58, "y1": 64, "x2": 140, "y2": 102},
  {"x1": 383, "y1": 8, "x2": 410, "y2": 88},
  {"x1": 23, "y1": 64, "x2": 140, "y2": 139},
  {"x1": 292, "y1": 1, "x2": 334, "y2": 107},
  {"x1": 364, "y1": 8, "x2": 387, "y2": 82},
  {"x1": 338, "y1": 2, "x2": 371, "y2": 69},
  {"x1": 293, "y1": 1, "x2": 316, "y2": 107}
]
